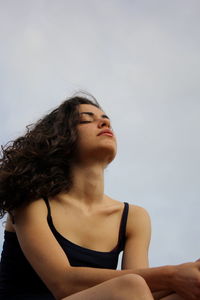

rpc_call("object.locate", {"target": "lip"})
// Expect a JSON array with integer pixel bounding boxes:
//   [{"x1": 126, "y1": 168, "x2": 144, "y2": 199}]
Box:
[{"x1": 97, "y1": 129, "x2": 114, "y2": 137}]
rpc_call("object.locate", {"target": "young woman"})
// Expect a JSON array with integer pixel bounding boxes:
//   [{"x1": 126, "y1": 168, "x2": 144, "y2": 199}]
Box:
[{"x1": 0, "y1": 95, "x2": 200, "y2": 300}]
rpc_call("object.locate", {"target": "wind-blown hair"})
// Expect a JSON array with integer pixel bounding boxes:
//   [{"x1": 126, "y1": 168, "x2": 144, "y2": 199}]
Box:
[{"x1": 0, "y1": 95, "x2": 100, "y2": 218}]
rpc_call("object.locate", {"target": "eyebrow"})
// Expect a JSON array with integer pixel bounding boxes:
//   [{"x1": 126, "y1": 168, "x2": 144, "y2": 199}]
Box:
[{"x1": 80, "y1": 112, "x2": 110, "y2": 119}]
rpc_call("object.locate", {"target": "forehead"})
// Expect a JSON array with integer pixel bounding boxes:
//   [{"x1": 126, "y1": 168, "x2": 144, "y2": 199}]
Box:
[{"x1": 78, "y1": 104, "x2": 105, "y2": 115}]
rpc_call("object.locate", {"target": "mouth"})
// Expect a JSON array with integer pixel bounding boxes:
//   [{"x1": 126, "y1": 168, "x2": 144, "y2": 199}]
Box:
[
  {"x1": 99, "y1": 132, "x2": 113, "y2": 137},
  {"x1": 98, "y1": 130, "x2": 114, "y2": 137}
]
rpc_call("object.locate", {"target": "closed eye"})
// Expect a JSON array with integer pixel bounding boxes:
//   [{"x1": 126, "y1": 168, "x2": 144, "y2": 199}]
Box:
[
  {"x1": 79, "y1": 111, "x2": 111, "y2": 126},
  {"x1": 79, "y1": 120, "x2": 92, "y2": 124}
]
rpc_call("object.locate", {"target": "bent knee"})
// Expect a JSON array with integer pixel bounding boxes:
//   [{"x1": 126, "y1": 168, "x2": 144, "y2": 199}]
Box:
[
  {"x1": 109, "y1": 274, "x2": 149, "y2": 293},
  {"x1": 108, "y1": 274, "x2": 151, "y2": 299},
  {"x1": 119, "y1": 274, "x2": 146, "y2": 285}
]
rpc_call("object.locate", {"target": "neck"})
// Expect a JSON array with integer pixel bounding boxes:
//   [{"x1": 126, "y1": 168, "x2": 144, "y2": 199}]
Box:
[{"x1": 65, "y1": 162, "x2": 105, "y2": 209}]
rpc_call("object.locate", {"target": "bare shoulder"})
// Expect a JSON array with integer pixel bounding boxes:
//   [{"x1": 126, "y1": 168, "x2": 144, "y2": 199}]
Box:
[
  {"x1": 128, "y1": 203, "x2": 151, "y2": 220},
  {"x1": 13, "y1": 198, "x2": 48, "y2": 226},
  {"x1": 126, "y1": 203, "x2": 151, "y2": 237},
  {"x1": 105, "y1": 195, "x2": 150, "y2": 220},
  {"x1": 5, "y1": 198, "x2": 47, "y2": 232}
]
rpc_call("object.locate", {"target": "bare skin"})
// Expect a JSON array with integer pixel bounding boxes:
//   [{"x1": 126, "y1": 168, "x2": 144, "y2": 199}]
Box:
[
  {"x1": 6, "y1": 104, "x2": 200, "y2": 300},
  {"x1": 62, "y1": 274, "x2": 154, "y2": 300}
]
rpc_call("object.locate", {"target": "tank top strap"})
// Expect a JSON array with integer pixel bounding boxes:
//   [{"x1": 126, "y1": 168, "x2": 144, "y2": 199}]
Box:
[
  {"x1": 43, "y1": 196, "x2": 53, "y2": 224},
  {"x1": 117, "y1": 202, "x2": 129, "y2": 249}
]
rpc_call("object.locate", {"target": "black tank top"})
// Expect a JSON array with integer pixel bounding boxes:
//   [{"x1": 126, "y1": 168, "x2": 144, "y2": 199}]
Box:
[{"x1": 0, "y1": 200, "x2": 129, "y2": 299}]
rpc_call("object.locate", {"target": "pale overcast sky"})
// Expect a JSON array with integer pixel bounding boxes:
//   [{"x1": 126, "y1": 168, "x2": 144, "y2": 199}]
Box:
[{"x1": 0, "y1": 0, "x2": 200, "y2": 268}]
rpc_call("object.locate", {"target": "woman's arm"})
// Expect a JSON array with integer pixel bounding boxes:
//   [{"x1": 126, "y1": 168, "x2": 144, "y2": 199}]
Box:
[
  {"x1": 13, "y1": 199, "x2": 137, "y2": 299},
  {"x1": 14, "y1": 200, "x2": 200, "y2": 300},
  {"x1": 121, "y1": 204, "x2": 151, "y2": 270},
  {"x1": 121, "y1": 204, "x2": 173, "y2": 299},
  {"x1": 120, "y1": 204, "x2": 200, "y2": 300}
]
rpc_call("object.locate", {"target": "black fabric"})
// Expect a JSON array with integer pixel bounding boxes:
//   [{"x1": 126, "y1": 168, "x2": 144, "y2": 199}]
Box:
[
  {"x1": 0, "y1": 200, "x2": 129, "y2": 299},
  {"x1": 43, "y1": 198, "x2": 129, "y2": 269}
]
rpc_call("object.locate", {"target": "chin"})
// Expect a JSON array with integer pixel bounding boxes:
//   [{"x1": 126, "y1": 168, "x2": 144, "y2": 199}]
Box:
[
  {"x1": 96, "y1": 146, "x2": 117, "y2": 165},
  {"x1": 107, "y1": 149, "x2": 117, "y2": 163}
]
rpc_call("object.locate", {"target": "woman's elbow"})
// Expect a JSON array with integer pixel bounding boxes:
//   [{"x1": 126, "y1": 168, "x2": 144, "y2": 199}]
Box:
[
  {"x1": 48, "y1": 267, "x2": 78, "y2": 299},
  {"x1": 46, "y1": 276, "x2": 72, "y2": 300},
  {"x1": 52, "y1": 286, "x2": 71, "y2": 300}
]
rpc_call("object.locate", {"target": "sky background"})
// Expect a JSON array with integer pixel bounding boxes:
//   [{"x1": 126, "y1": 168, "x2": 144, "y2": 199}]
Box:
[{"x1": 0, "y1": 0, "x2": 200, "y2": 268}]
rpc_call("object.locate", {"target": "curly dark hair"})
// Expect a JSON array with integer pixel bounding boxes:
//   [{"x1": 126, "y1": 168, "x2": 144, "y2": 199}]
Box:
[{"x1": 0, "y1": 94, "x2": 101, "y2": 218}]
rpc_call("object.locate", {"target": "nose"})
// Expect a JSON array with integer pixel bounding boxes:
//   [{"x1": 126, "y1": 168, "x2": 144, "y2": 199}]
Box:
[{"x1": 97, "y1": 117, "x2": 111, "y2": 129}]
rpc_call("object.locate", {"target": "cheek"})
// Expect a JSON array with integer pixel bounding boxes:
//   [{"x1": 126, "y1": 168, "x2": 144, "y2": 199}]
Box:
[{"x1": 77, "y1": 129, "x2": 94, "y2": 147}]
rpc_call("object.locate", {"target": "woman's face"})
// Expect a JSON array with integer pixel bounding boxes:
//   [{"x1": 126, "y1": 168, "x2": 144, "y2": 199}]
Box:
[{"x1": 76, "y1": 104, "x2": 117, "y2": 166}]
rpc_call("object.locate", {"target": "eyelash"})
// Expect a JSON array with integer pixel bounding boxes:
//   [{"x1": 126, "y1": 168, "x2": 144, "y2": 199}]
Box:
[{"x1": 79, "y1": 121, "x2": 92, "y2": 124}]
